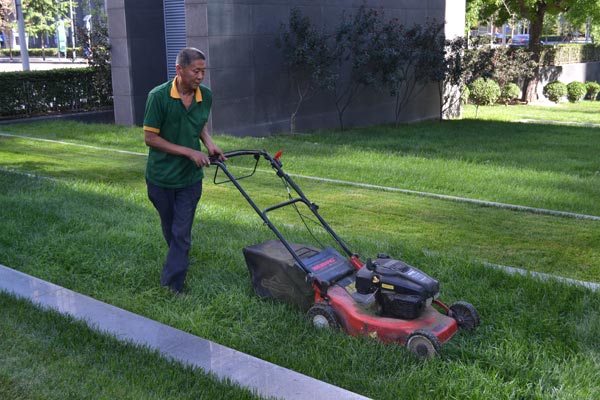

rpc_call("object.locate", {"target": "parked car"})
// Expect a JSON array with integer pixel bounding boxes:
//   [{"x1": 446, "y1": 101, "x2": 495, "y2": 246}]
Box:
[
  {"x1": 494, "y1": 33, "x2": 510, "y2": 44},
  {"x1": 510, "y1": 34, "x2": 529, "y2": 46}
]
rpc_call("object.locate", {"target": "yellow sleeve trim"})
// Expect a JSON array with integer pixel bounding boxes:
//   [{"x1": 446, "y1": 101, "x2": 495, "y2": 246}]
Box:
[{"x1": 144, "y1": 126, "x2": 160, "y2": 134}]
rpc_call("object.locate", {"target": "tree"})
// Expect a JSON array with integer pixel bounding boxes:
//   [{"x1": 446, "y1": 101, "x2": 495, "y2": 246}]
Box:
[
  {"x1": 467, "y1": 0, "x2": 600, "y2": 102},
  {"x1": 369, "y1": 19, "x2": 446, "y2": 124},
  {"x1": 276, "y1": 8, "x2": 336, "y2": 133},
  {"x1": 331, "y1": 5, "x2": 383, "y2": 130},
  {"x1": 367, "y1": 16, "x2": 417, "y2": 125},
  {"x1": 77, "y1": 13, "x2": 112, "y2": 106},
  {"x1": 22, "y1": 0, "x2": 69, "y2": 60},
  {"x1": 468, "y1": 77, "x2": 500, "y2": 118},
  {"x1": 410, "y1": 21, "x2": 458, "y2": 121},
  {"x1": 435, "y1": 36, "x2": 469, "y2": 120},
  {"x1": 0, "y1": 0, "x2": 14, "y2": 58}
]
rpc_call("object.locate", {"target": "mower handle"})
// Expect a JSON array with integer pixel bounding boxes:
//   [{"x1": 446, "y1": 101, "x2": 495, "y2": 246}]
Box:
[
  {"x1": 209, "y1": 149, "x2": 281, "y2": 169},
  {"x1": 207, "y1": 149, "x2": 356, "y2": 269}
]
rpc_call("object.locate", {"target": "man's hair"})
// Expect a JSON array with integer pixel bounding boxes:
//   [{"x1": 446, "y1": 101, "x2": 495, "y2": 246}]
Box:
[{"x1": 176, "y1": 48, "x2": 206, "y2": 68}]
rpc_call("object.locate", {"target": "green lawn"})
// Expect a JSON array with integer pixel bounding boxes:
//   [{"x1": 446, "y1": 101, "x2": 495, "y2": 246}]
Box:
[
  {"x1": 0, "y1": 293, "x2": 262, "y2": 400},
  {"x1": 1, "y1": 102, "x2": 599, "y2": 399}
]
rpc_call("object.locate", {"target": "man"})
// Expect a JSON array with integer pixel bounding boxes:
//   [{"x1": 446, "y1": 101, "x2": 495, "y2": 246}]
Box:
[{"x1": 143, "y1": 47, "x2": 225, "y2": 294}]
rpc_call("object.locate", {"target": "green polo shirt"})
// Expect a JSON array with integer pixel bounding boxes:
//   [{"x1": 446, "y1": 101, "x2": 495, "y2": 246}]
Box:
[{"x1": 143, "y1": 79, "x2": 212, "y2": 188}]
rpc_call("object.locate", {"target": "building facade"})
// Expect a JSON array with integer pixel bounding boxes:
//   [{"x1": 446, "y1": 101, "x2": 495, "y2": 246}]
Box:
[{"x1": 107, "y1": 0, "x2": 466, "y2": 135}]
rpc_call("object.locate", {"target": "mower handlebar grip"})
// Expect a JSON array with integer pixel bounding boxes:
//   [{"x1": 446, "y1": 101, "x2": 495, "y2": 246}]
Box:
[{"x1": 209, "y1": 150, "x2": 282, "y2": 168}]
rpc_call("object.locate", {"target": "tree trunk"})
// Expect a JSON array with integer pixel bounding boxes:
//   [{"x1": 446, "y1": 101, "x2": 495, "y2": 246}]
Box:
[{"x1": 523, "y1": 4, "x2": 547, "y2": 103}]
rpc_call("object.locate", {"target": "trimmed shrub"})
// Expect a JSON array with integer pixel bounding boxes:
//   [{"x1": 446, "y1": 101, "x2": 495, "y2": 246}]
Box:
[
  {"x1": 566, "y1": 81, "x2": 587, "y2": 103},
  {"x1": 543, "y1": 80, "x2": 567, "y2": 103},
  {"x1": 469, "y1": 78, "x2": 501, "y2": 105},
  {"x1": 585, "y1": 81, "x2": 600, "y2": 101},
  {"x1": 0, "y1": 68, "x2": 112, "y2": 118},
  {"x1": 468, "y1": 78, "x2": 500, "y2": 118},
  {"x1": 499, "y1": 82, "x2": 521, "y2": 104}
]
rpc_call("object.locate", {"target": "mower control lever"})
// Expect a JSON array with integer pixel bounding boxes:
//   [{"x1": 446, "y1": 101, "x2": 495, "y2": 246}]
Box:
[{"x1": 366, "y1": 258, "x2": 377, "y2": 271}]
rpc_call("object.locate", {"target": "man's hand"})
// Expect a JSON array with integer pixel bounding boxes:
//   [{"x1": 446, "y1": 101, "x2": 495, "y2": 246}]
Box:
[
  {"x1": 186, "y1": 148, "x2": 211, "y2": 167},
  {"x1": 199, "y1": 126, "x2": 226, "y2": 164},
  {"x1": 206, "y1": 143, "x2": 226, "y2": 162},
  {"x1": 145, "y1": 130, "x2": 211, "y2": 167}
]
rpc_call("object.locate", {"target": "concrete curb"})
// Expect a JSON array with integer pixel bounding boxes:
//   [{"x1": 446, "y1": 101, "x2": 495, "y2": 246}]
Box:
[{"x1": 0, "y1": 264, "x2": 370, "y2": 400}]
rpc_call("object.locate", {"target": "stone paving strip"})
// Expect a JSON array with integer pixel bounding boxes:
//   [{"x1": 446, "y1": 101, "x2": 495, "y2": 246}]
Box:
[{"x1": 0, "y1": 264, "x2": 370, "y2": 400}]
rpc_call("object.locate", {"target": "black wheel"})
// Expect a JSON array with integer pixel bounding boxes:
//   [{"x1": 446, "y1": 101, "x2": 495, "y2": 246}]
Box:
[
  {"x1": 306, "y1": 303, "x2": 340, "y2": 330},
  {"x1": 450, "y1": 301, "x2": 480, "y2": 331},
  {"x1": 407, "y1": 330, "x2": 441, "y2": 359}
]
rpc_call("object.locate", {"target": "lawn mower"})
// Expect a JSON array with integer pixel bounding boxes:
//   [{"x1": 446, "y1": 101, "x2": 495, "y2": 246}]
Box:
[{"x1": 210, "y1": 150, "x2": 479, "y2": 358}]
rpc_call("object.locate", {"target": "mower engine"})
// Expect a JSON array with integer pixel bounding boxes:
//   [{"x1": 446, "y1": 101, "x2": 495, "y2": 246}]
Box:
[{"x1": 355, "y1": 255, "x2": 439, "y2": 320}]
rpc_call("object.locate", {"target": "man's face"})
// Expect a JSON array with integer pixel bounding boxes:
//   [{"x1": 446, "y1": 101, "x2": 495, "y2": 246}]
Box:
[{"x1": 176, "y1": 59, "x2": 206, "y2": 91}]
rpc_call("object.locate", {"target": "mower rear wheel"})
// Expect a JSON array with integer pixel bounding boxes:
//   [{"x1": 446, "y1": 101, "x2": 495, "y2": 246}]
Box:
[
  {"x1": 307, "y1": 303, "x2": 340, "y2": 330},
  {"x1": 407, "y1": 330, "x2": 441, "y2": 359},
  {"x1": 450, "y1": 301, "x2": 480, "y2": 331}
]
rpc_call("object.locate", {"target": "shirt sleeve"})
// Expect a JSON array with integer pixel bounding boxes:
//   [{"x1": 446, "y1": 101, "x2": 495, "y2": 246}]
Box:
[{"x1": 143, "y1": 92, "x2": 163, "y2": 134}]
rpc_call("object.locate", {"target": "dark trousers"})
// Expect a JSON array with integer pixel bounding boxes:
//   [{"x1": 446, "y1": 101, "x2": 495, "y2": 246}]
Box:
[{"x1": 147, "y1": 179, "x2": 203, "y2": 292}]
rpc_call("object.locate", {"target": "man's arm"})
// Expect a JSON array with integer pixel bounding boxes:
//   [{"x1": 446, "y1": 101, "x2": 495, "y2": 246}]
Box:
[
  {"x1": 199, "y1": 126, "x2": 225, "y2": 161},
  {"x1": 144, "y1": 130, "x2": 211, "y2": 167}
]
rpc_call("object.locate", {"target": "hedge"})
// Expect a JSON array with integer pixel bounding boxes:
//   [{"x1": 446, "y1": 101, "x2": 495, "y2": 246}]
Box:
[
  {"x1": 0, "y1": 47, "x2": 82, "y2": 58},
  {"x1": 0, "y1": 67, "x2": 112, "y2": 118},
  {"x1": 541, "y1": 44, "x2": 600, "y2": 65}
]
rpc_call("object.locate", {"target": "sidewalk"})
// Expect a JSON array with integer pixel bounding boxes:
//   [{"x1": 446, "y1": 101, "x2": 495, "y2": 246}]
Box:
[
  {"x1": 0, "y1": 56, "x2": 88, "y2": 72},
  {"x1": 0, "y1": 264, "x2": 371, "y2": 400}
]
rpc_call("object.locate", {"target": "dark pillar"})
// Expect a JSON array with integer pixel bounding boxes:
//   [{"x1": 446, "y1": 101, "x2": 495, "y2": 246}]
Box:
[{"x1": 108, "y1": 0, "x2": 167, "y2": 125}]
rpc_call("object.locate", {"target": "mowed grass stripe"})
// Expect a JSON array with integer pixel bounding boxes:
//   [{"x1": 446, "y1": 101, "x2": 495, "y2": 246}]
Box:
[{"x1": 3, "y1": 130, "x2": 600, "y2": 221}]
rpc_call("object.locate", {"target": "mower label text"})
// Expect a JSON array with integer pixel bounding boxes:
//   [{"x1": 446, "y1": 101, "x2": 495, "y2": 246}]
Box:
[{"x1": 311, "y1": 257, "x2": 336, "y2": 271}]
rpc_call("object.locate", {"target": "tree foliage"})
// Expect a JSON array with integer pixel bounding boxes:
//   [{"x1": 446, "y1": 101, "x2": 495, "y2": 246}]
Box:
[
  {"x1": 463, "y1": 46, "x2": 537, "y2": 98},
  {"x1": 466, "y1": 0, "x2": 600, "y2": 102},
  {"x1": 366, "y1": 17, "x2": 433, "y2": 125},
  {"x1": 500, "y1": 82, "x2": 521, "y2": 104},
  {"x1": 22, "y1": 0, "x2": 70, "y2": 59},
  {"x1": 331, "y1": 5, "x2": 383, "y2": 130},
  {"x1": 0, "y1": 0, "x2": 14, "y2": 55},
  {"x1": 585, "y1": 80, "x2": 600, "y2": 100},
  {"x1": 566, "y1": 80, "x2": 586, "y2": 102},
  {"x1": 276, "y1": 8, "x2": 335, "y2": 132},
  {"x1": 276, "y1": 5, "x2": 460, "y2": 130},
  {"x1": 543, "y1": 80, "x2": 567, "y2": 103},
  {"x1": 334, "y1": 10, "x2": 449, "y2": 126},
  {"x1": 415, "y1": 26, "x2": 465, "y2": 121},
  {"x1": 77, "y1": 13, "x2": 112, "y2": 105},
  {"x1": 468, "y1": 77, "x2": 500, "y2": 118},
  {"x1": 0, "y1": 0, "x2": 12, "y2": 31}
]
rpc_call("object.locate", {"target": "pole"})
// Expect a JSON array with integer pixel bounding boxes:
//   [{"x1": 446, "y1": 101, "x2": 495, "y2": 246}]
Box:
[
  {"x1": 14, "y1": 0, "x2": 29, "y2": 70},
  {"x1": 586, "y1": 17, "x2": 591, "y2": 43},
  {"x1": 69, "y1": 0, "x2": 76, "y2": 61}
]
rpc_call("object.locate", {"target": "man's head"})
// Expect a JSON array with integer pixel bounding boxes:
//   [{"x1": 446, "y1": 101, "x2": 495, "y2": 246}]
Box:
[
  {"x1": 176, "y1": 47, "x2": 206, "y2": 68},
  {"x1": 175, "y1": 48, "x2": 207, "y2": 92}
]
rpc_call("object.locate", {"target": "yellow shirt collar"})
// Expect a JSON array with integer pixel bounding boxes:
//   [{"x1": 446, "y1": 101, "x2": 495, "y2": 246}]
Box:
[{"x1": 170, "y1": 78, "x2": 202, "y2": 102}]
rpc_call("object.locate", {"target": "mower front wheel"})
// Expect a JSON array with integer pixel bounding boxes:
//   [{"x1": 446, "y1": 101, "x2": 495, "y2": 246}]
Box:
[
  {"x1": 307, "y1": 303, "x2": 340, "y2": 330},
  {"x1": 407, "y1": 330, "x2": 441, "y2": 359},
  {"x1": 450, "y1": 301, "x2": 480, "y2": 331}
]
